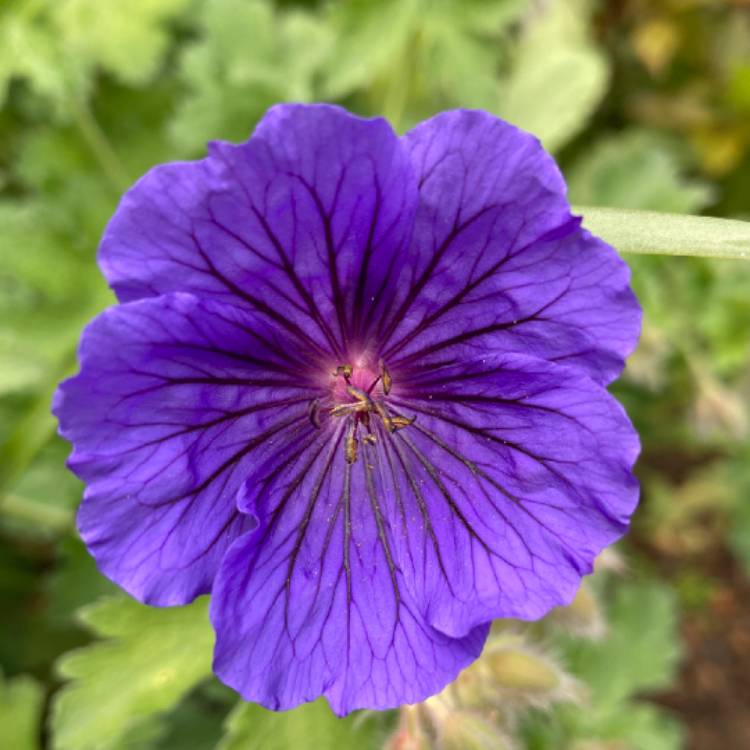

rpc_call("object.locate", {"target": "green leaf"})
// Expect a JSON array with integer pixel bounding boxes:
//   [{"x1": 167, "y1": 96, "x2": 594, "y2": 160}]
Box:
[
  {"x1": 564, "y1": 581, "x2": 682, "y2": 710},
  {"x1": 525, "y1": 580, "x2": 685, "y2": 749},
  {"x1": 169, "y1": 0, "x2": 332, "y2": 154},
  {"x1": 51, "y1": 596, "x2": 215, "y2": 750},
  {"x1": 567, "y1": 129, "x2": 714, "y2": 213},
  {"x1": 154, "y1": 685, "x2": 233, "y2": 750},
  {"x1": 217, "y1": 701, "x2": 388, "y2": 750},
  {"x1": 499, "y1": 0, "x2": 608, "y2": 151},
  {"x1": 0, "y1": 192, "x2": 112, "y2": 491},
  {"x1": 0, "y1": 331, "x2": 46, "y2": 395},
  {"x1": 578, "y1": 207, "x2": 750, "y2": 260},
  {"x1": 0, "y1": 672, "x2": 44, "y2": 750},
  {"x1": 53, "y1": 0, "x2": 192, "y2": 87},
  {"x1": 322, "y1": 0, "x2": 525, "y2": 129},
  {"x1": 594, "y1": 703, "x2": 685, "y2": 750},
  {"x1": 0, "y1": 6, "x2": 78, "y2": 114},
  {"x1": 321, "y1": 0, "x2": 418, "y2": 100}
]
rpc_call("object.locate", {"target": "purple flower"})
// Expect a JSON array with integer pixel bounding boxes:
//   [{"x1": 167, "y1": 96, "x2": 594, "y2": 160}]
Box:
[{"x1": 54, "y1": 104, "x2": 640, "y2": 715}]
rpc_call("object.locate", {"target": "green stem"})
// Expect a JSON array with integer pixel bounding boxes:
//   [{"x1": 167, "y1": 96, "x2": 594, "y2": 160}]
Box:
[
  {"x1": 70, "y1": 96, "x2": 130, "y2": 193},
  {"x1": 576, "y1": 206, "x2": 750, "y2": 261}
]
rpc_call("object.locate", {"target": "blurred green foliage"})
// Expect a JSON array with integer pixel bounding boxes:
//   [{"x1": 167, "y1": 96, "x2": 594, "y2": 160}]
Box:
[
  {"x1": 1, "y1": 0, "x2": 749, "y2": 748},
  {"x1": 524, "y1": 580, "x2": 685, "y2": 750}
]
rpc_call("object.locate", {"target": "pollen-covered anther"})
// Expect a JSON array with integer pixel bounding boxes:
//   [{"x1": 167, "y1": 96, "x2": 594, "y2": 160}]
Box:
[
  {"x1": 333, "y1": 364, "x2": 353, "y2": 379},
  {"x1": 374, "y1": 401, "x2": 394, "y2": 431},
  {"x1": 390, "y1": 415, "x2": 416, "y2": 431},
  {"x1": 308, "y1": 398, "x2": 322, "y2": 429},
  {"x1": 373, "y1": 401, "x2": 416, "y2": 433},
  {"x1": 345, "y1": 424, "x2": 358, "y2": 464},
  {"x1": 379, "y1": 359, "x2": 393, "y2": 395}
]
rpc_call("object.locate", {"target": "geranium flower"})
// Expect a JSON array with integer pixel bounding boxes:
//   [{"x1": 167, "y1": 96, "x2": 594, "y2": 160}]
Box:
[{"x1": 54, "y1": 104, "x2": 640, "y2": 715}]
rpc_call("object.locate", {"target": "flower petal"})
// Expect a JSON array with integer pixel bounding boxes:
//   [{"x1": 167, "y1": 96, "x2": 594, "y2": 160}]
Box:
[
  {"x1": 99, "y1": 103, "x2": 418, "y2": 358},
  {"x1": 53, "y1": 293, "x2": 320, "y2": 605},
  {"x1": 379, "y1": 110, "x2": 639, "y2": 385},
  {"x1": 385, "y1": 353, "x2": 639, "y2": 636},
  {"x1": 210, "y1": 424, "x2": 488, "y2": 715}
]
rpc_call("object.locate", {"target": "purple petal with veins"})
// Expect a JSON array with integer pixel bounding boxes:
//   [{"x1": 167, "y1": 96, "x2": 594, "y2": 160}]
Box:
[{"x1": 55, "y1": 103, "x2": 641, "y2": 715}]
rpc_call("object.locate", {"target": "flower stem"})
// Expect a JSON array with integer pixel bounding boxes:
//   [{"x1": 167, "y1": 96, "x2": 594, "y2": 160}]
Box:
[{"x1": 576, "y1": 206, "x2": 750, "y2": 261}]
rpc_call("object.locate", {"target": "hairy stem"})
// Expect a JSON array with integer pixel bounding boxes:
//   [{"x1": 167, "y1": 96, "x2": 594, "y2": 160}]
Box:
[{"x1": 577, "y1": 206, "x2": 750, "y2": 261}]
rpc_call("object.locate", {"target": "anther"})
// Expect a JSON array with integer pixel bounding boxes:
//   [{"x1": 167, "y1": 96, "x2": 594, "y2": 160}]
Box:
[
  {"x1": 390, "y1": 415, "x2": 416, "y2": 431},
  {"x1": 364, "y1": 433, "x2": 377, "y2": 445},
  {"x1": 308, "y1": 398, "x2": 322, "y2": 429},
  {"x1": 374, "y1": 401, "x2": 395, "y2": 432},
  {"x1": 379, "y1": 359, "x2": 393, "y2": 395},
  {"x1": 345, "y1": 424, "x2": 358, "y2": 464},
  {"x1": 334, "y1": 364, "x2": 353, "y2": 379}
]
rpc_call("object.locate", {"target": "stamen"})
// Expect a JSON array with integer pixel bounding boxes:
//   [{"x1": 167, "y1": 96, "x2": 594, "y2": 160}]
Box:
[
  {"x1": 379, "y1": 359, "x2": 393, "y2": 395},
  {"x1": 333, "y1": 364, "x2": 353, "y2": 379},
  {"x1": 331, "y1": 401, "x2": 370, "y2": 418},
  {"x1": 346, "y1": 384, "x2": 374, "y2": 408},
  {"x1": 374, "y1": 401, "x2": 395, "y2": 432},
  {"x1": 390, "y1": 414, "x2": 416, "y2": 431},
  {"x1": 345, "y1": 423, "x2": 358, "y2": 464},
  {"x1": 308, "y1": 398, "x2": 322, "y2": 429},
  {"x1": 327, "y1": 362, "x2": 413, "y2": 461}
]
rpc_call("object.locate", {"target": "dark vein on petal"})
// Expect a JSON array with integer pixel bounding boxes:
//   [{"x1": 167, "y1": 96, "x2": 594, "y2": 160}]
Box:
[
  {"x1": 408, "y1": 419, "x2": 609, "y2": 564},
  {"x1": 395, "y1": 433, "x2": 494, "y2": 555},
  {"x1": 138, "y1": 413, "x2": 309, "y2": 509},
  {"x1": 288, "y1": 173, "x2": 350, "y2": 353},
  {"x1": 375, "y1": 203, "x2": 503, "y2": 348},
  {"x1": 390, "y1": 286, "x2": 571, "y2": 369},
  {"x1": 380, "y1": 211, "x2": 511, "y2": 358},
  {"x1": 351, "y1": 177, "x2": 382, "y2": 341},
  {"x1": 187, "y1": 229, "x2": 331, "y2": 359},
  {"x1": 284, "y1": 427, "x2": 344, "y2": 641},
  {"x1": 250, "y1": 186, "x2": 344, "y2": 357},
  {"x1": 362, "y1": 441, "x2": 401, "y2": 626},
  {"x1": 248, "y1": 427, "x2": 342, "y2": 566},
  {"x1": 343, "y1": 458, "x2": 353, "y2": 658},
  {"x1": 383, "y1": 435, "x2": 456, "y2": 597},
  {"x1": 114, "y1": 397, "x2": 310, "y2": 451}
]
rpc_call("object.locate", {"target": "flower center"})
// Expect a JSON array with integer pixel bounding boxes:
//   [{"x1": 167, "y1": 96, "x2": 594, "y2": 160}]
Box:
[{"x1": 307, "y1": 359, "x2": 414, "y2": 464}]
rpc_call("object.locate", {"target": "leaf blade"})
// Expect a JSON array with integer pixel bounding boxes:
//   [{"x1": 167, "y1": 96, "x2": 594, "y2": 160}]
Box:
[{"x1": 50, "y1": 596, "x2": 214, "y2": 750}]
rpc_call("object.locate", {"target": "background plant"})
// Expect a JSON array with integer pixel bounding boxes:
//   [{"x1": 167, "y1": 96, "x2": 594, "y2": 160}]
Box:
[{"x1": 1, "y1": 0, "x2": 749, "y2": 748}]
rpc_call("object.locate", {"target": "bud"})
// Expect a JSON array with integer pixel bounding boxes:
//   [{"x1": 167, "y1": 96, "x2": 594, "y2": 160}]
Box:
[
  {"x1": 594, "y1": 548, "x2": 626, "y2": 575},
  {"x1": 549, "y1": 582, "x2": 606, "y2": 640},
  {"x1": 384, "y1": 729, "x2": 428, "y2": 750},
  {"x1": 441, "y1": 712, "x2": 512, "y2": 750},
  {"x1": 481, "y1": 636, "x2": 582, "y2": 712},
  {"x1": 572, "y1": 741, "x2": 630, "y2": 750},
  {"x1": 384, "y1": 706, "x2": 429, "y2": 750},
  {"x1": 485, "y1": 646, "x2": 560, "y2": 692},
  {"x1": 449, "y1": 661, "x2": 490, "y2": 708}
]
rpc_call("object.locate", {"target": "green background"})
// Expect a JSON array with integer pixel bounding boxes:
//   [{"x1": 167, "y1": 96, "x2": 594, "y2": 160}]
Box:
[{"x1": 1, "y1": 1, "x2": 749, "y2": 748}]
